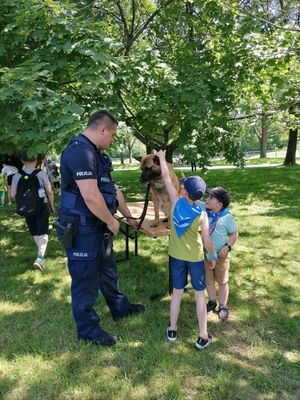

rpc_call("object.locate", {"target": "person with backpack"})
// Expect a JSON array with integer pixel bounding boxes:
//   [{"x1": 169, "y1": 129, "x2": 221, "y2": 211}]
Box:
[{"x1": 10, "y1": 153, "x2": 55, "y2": 271}]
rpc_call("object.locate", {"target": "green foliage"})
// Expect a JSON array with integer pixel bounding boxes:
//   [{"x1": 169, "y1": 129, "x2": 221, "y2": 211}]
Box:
[
  {"x1": 0, "y1": 0, "x2": 115, "y2": 156},
  {"x1": 0, "y1": 0, "x2": 299, "y2": 164}
]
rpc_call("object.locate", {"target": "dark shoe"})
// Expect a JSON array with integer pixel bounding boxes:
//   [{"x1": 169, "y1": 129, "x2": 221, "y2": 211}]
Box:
[
  {"x1": 195, "y1": 333, "x2": 213, "y2": 350},
  {"x1": 33, "y1": 257, "x2": 45, "y2": 271},
  {"x1": 207, "y1": 299, "x2": 218, "y2": 313},
  {"x1": 218, "y1": 305, "x2": 229, "y2": 321},
  {"x1": 113, "y1": 303, "x2": 145, "y2": 321},
  {"x1": 166, "y1": 328, "x2": 177, "y2": 342},
  {"x1": 79, "y1": 330, "x2": 117, "y2": 347}
]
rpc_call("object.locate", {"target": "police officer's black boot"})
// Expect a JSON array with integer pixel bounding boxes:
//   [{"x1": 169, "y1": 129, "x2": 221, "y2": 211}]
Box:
[
  {"x1": 113, "y1": 303, "x2": 145, "y2": 321},
  {"x1": 93, "y1": 331, "x2": 117, "y2": 347},
  {"x1": 80, "y1": 328, "x2": 117, "y2": 347}
]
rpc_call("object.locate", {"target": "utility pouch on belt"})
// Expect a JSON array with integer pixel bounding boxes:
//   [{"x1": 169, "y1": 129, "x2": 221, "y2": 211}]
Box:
[{"x1": 54, "y1": 217, "x2": 77, "y2": 250}]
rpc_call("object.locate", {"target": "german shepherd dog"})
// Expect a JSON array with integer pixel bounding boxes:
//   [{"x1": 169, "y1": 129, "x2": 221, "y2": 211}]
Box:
[{"x1": 139, "y1": 154, "x2": 181, "y2": 227}]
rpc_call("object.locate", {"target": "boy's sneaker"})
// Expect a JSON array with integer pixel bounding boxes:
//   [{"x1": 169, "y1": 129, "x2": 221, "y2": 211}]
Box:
[
  {"x1": 33, "y1": 257, "x2": 45, "y2": 271},
  {"x1": 167, "y1": 328, "x2": 177, "y2": 342},
  {"x1": 207, "y1": 300, "x2": 218, "y2": 313},
  {"x1": 195, "y1": 333, "x2": 212, "y2": 350},
  {"x1": 218, "y1": 305, "x2": 229, "y2": 321}
]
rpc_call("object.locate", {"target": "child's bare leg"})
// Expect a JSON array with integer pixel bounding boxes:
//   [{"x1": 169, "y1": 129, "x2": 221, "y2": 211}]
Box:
[
  {"x1": 219, "y1": 282, "x2": 229, "y2": 306},
  {"x1": 195, "y1": 290, "x2": 208, "y2": 339},
  {"x1": 7, "y1": 186, "x2": 12, "y2": 204},
  {"x1": 206, "y1": 280, "x2": 217, "y2": 301},
  {"x1": 37, "y1": 234, "x2": 48, "y2": 258},
  {"x1": 33, "y1": 236, "x2": 39, "y2": 247},
  {"x1": 205, "y1": 267, "x2": 217, "y2": 301},
  {"x1": 169, "y1": 288, "x2": 183, "y2": 330}
]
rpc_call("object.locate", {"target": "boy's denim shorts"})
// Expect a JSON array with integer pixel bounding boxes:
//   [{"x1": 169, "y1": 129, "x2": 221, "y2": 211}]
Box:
[{"x1": 170, "y1": 256, "x2": 206, "y2": 291}]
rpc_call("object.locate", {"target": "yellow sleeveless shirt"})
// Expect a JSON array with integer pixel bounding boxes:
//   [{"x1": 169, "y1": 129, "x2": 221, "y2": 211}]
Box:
[{"x1": 168, "y1": 205, "x2": 204, "y2": 262}]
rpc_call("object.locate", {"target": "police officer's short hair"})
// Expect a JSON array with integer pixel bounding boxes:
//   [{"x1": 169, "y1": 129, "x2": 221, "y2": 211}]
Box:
[{"x1": 87, "y1": 110, "x2": 118, "y2": 129}]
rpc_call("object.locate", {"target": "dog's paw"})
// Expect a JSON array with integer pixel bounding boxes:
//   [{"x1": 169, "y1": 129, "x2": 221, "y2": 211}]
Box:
[{"x1": 150, "y1": 220, "x2": 160, "y2": 228}]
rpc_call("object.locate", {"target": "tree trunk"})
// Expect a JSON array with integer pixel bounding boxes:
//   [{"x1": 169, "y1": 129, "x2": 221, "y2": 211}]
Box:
[
  {"x1": 260, "y1": 113, "x2": 268, "y2": 158},
  {"x1": 146, "y1": 144, "x2": 152, "y2": 154},
  {"x1": 120, "y1": 152, "x2": 124, "y2": 165},
  {"x1": 165, "y1": 145, "x2": 173, "y2": 163},
  {"x1": 283, "y1": 128, "x2": 298, "y2": 166},
  {"x1": 128, "y1": 144, "x2": 133, "y2": 163}
]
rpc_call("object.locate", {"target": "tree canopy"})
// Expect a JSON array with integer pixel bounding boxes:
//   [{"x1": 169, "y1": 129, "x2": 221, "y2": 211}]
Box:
[{"x1": 0, "y1": 0, "x2": 299, "y2": 164}]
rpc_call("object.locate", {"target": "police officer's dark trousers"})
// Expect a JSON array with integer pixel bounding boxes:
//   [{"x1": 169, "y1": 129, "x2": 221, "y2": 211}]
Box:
[{"x1": 67, "y1": 224, "x2": 131, "y2": 340}]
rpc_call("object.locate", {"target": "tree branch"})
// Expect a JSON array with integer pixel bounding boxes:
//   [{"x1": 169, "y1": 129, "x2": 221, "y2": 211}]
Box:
[
  {"x1": 253, "y1": 126, "x2": 261, "y2": 139},
  {"x1": 115, "y1": 0, "x2": 176, "y2": 56},
  {"x1": 130, "y1": 0, "x2": 136, "y2": 37},
  {"x1": 117, "y1": 90, "x2": 165, "y2": 148},
  {"x1": 115, "y1": 0, "x2": 130, "y2": 38},
  {"x1": 236, "y1": 4, "x2": 300, "y2": 32}
]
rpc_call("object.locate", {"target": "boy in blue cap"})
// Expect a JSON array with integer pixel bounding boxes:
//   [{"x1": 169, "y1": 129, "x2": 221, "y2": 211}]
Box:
[{"x1": 157, "y1": 150, "x2": 216, "y2": 350}]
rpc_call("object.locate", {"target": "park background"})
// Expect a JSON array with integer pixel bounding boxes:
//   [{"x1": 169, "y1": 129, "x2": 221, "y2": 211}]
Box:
[{"x1": 0, "y1": 1, "x2": 300, "y2": 399}]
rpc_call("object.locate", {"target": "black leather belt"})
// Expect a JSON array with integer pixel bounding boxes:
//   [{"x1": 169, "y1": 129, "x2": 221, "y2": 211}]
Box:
[{"x1": 85, "y1": 218, "x2": 106, "y2": 228}]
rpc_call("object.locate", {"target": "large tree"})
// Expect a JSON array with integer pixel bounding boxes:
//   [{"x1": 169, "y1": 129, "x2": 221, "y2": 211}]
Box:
[
  {"x1": 0, "y1": 0, "x2": 115, "y2": 156},
  {"x1": 1, "y1": 0, "x2": 299, "y2": 166}
]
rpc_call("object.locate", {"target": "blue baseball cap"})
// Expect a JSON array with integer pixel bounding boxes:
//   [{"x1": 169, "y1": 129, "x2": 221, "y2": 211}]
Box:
[{"x1": 181, "y1": 176, "x2": 206, "y2": 200}]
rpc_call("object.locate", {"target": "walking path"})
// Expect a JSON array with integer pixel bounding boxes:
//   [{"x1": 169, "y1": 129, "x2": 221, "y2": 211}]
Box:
[{"x1": 114, "y1": 163, "x2": 282, "y2": 172}]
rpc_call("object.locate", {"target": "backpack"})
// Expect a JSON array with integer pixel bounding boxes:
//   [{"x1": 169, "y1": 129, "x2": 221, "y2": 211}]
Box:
[{"x1": 16, "y1": 169, "x2": 44, "y2": 216}]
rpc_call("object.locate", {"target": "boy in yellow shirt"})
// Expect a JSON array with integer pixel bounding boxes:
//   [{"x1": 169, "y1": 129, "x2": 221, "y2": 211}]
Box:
[{"x1": 157, "y1": 150, "x2": 216, "y2": 350}]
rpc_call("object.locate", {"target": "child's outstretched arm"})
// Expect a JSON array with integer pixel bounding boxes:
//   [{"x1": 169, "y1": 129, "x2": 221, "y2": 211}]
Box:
[
  {"x1": 201, "y1": 211, "x2": 216, "y2": 268},
  {"x1": 157, "y1": 150, "x2": 180, "y2": 206}
]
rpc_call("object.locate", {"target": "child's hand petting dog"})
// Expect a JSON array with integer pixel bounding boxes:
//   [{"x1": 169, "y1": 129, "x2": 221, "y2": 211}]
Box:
[{"x1": 157, "y1": 149, "x2": 166, "y2": 159}]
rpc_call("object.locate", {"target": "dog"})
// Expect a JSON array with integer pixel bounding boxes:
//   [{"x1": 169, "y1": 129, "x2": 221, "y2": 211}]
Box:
[{"x1": 139, "y1": 153, "x2": 181, "y2": 227}]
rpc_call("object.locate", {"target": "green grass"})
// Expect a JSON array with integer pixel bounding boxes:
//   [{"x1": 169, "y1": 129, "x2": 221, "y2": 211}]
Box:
[
  {"x1": 1, "y1": 166, "x2": 300, "y2": 400},
  {"x1": 113, "y1": 157, "x2": 300, "y2": 170},
  {"x1": 210, "y1": 157, "x2": 300, "y2": 166}
]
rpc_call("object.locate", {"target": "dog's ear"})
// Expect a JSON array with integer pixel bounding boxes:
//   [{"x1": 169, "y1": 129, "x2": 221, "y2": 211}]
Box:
[
  {"x1": 134, "y1": 156, "x2": 143, "y2": 163},
  {"x1": 153, "y1": 155, "x2": 160, "y2": 165}
]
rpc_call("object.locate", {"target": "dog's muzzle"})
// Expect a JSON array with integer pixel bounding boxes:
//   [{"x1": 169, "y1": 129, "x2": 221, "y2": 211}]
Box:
[{"x1": 140, "y1": 170, "x2": 161, "y2": 183}]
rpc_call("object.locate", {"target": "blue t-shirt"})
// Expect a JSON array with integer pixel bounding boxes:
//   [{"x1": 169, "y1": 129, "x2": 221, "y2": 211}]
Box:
[
  {"x1": 210, "y1": 213, "x2": 237, "y2": 252},
  {"x1": 199, "y1": 201, "x2": 237, "y2": 252}
]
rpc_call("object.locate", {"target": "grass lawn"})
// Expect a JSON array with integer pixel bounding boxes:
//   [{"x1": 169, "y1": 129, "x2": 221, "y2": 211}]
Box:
[
  {"x1": 0, "y1": 166, "x2": 299, "y2": 400},
  {"x1": 112, "y1": 157, "x2": 300, "y2": 170},
  {"x1": 207, "y1": 157, "x2": 300, "y2": 167}
]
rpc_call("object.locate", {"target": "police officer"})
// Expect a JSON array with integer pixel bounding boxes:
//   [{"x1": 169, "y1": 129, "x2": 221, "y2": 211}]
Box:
[{"x1": 58, "y1": 110, "x2": 145, "y2": 347}]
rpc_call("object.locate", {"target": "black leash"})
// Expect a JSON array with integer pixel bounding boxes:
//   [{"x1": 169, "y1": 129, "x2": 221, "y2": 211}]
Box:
[
  {"x1": 118, "y1": 182, "x2": 151, "y2": 232},
  {"x1": 103, "y1": 182, "x2": 151, "y2": 258},
  {"x1": 137, "y1": 182, "x2": 151, "y2": 230},
  {"x1": 102, "y1": 231, "x2": 113, "y2": 260}
]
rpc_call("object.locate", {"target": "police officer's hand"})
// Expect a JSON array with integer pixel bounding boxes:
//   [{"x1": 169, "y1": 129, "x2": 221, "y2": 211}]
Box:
[
  {"x1": 107, "y1": 218, "x2": 120, "y2": 235},
  {"x1": 126, "y1": 217, "x2": 139, "y2": 230}
]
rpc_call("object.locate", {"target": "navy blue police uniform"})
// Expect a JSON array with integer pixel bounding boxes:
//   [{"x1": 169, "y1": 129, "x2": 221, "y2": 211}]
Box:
[{"x1": 58, "y1": 134, "x2": 133, "y2": 341}]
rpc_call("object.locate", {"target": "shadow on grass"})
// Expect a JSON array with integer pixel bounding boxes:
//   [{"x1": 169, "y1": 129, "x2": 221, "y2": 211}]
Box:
[{"x1": 1, "y1": 167, "x2": 300, "y2": 399}]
